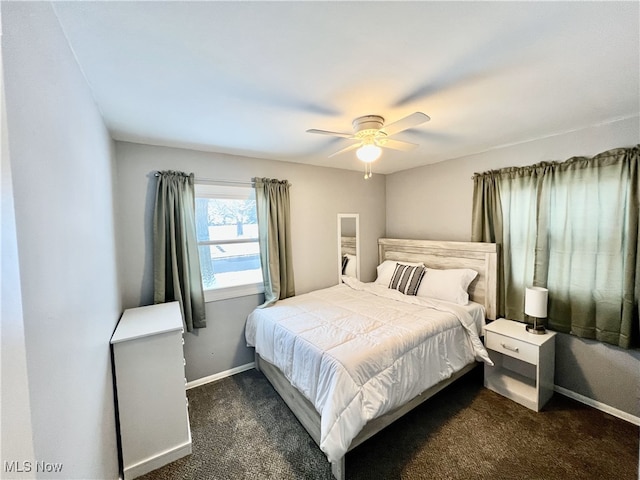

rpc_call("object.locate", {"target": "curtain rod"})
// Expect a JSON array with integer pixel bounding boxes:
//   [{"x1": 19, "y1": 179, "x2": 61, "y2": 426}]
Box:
[
  {"x1": 195, "y1": 178, "x2": 255, "y2": 187},
  {"x1": 153, "y1": 172, "x2": 254, "y2": 187},
  {"x1": 153, "y1": 172, "x2": 292, "y2": 187}
]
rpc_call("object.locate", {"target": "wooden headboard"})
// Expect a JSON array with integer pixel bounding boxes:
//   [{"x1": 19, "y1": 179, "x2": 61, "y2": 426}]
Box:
[
  {"x1": 341, "y1": 236, "x2": 357, "y2": 256},
  {"x1": 378, "y1": 238, "x2": 499, "y2": 320}
]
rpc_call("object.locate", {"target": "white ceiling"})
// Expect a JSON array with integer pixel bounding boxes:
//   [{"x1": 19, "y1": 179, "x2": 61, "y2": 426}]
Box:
[{"x1": 52, "y1": 1, "x2": 639, "y2": 174}]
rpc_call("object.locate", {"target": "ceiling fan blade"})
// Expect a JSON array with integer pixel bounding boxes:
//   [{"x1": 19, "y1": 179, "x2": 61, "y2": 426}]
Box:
[
  {"x1": 381, "y1": 112, "x2": 430, "y2": 136},
  {"x1": 328, "y1": 142, "x2": 361, "y2": 158},
  {"x1": 378, "y1": 138, "x2": 418, "y2": 152},
  {"x1": 306, "y1": 128, "x2": 354, "y2": 139}
]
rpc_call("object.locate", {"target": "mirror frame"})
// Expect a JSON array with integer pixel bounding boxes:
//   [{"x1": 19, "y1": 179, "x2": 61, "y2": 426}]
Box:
[{"x1": 337, "y1": 213, "x2": 360, "y2": 283}]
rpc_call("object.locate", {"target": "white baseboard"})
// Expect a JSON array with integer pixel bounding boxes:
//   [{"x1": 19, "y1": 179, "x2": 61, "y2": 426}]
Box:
[
  {"x1": 124, "y1": 440, "x2": 191, "y2": 479},
  {"x1": 554, "y1": 385, "x2": 640, "y2": 426},
  {"x1": 186, "y1": 362, "x2": 255, "y2": 390}
]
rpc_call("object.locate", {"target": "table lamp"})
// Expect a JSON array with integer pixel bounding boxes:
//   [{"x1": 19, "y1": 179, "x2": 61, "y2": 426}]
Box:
[{"x1": 525, "y1": 286, "x2": 548, "y2": 334}]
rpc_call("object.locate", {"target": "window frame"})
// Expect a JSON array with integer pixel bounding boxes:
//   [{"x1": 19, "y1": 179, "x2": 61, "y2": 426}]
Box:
[{"x1": 194, "y1": 182, "x2": 264, "y2": 303}]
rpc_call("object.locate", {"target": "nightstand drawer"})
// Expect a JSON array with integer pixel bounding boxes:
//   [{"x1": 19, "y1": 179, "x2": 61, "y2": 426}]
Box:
[{"x1": 486, "y1": 331, "x2": 538, "y2": 364}]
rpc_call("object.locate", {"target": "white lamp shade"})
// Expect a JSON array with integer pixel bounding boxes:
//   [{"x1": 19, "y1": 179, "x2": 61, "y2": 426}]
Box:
[
  {"x1": 525, "y1": 287, "x2": 548, "y2": 318},
  {"x1": 356, "y1": 144, "x2": 382, "y2": 163}
]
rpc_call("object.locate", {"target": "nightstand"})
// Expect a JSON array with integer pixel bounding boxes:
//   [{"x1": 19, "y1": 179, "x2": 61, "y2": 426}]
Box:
[{"x1": 484, "y1": 318, "x2": 556, "y2": 412}]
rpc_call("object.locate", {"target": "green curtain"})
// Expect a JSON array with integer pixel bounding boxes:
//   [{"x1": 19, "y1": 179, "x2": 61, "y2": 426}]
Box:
[
  {"x1": 255, "y1": 177, "x2": 295, "y2": 307},
  {"x1": 472, "y1": 146, "x2": 639, "y2": 348},
  {"x1": 153, "y1": 170, "x2": 206, "y2": 331},
  {"x1": 472, "y1": 166, "x2": 540, "y2": 321}
]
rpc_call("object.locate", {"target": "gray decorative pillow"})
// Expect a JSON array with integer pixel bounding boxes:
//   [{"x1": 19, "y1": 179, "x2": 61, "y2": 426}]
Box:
[{"x1": 389, "y1": 263, "x2": 426, "y2": 296}]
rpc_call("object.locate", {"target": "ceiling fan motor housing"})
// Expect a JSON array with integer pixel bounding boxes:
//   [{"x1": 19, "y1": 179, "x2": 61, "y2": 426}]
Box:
[
  {"x1": 353, "y1": 115, "x2": 387, "y2": 144},
  {"x1": 353, "y1": 115, "x2": 384, "y2": 134}
]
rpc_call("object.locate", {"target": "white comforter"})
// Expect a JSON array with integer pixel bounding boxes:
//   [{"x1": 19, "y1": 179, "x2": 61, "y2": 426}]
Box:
[{"x1": 245, "y1": 277, "x2": 493, "y2": 463}]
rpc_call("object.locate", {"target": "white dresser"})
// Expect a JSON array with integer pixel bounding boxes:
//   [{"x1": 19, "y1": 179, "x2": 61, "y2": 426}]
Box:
[{"x1": 111, "y1": 302, "x2": 191, "y2": 479}]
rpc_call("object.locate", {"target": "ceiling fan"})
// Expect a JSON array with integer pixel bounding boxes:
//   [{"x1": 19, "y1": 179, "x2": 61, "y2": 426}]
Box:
[{"x1": 306, "y1": 112, "x2": 430, "y2": 178}]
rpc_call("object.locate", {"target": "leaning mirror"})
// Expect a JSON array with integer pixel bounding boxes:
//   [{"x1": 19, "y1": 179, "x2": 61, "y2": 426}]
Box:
[{"x1": 337, "y1": 213, "x2": 360, "y2": 283}]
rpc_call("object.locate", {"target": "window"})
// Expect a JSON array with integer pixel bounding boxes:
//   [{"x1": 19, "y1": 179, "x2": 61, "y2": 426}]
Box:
[{"x1": 194, "y1": 183, "x2": 263, "y2": 302}]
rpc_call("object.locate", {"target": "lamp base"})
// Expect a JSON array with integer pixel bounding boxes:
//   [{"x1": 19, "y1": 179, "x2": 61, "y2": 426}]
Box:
[{"x1": 526, "y1": 324, "x2": 547, "y2": 335}]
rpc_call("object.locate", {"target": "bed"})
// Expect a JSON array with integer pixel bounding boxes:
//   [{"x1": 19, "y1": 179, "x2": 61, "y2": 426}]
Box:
[{"x1": 245, "y1": 238, "x2": 499, "y2": 479}]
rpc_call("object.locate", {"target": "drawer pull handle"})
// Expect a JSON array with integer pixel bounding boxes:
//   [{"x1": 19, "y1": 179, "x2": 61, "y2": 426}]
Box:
[{"x1": 501, "y1": 343, "x2": 519, "y2": 353}]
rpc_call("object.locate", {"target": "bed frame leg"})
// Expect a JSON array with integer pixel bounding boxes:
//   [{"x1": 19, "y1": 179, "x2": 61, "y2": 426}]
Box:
[
  {"x1": 254, "y1": 351, "x2": 261, "y2": 372},
  {"x1": 330, "y1": 456, "x2": 345, "y2": 480}
]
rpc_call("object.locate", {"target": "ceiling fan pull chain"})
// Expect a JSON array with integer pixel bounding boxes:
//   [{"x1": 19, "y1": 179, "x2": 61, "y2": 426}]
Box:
[{"x1": 364, "y1": 162, "x2": 373, "y2": 179}]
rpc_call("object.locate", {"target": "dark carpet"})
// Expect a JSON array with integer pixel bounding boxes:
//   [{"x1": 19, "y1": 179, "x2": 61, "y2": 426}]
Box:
[{"x1": 139, "y1": 366, "x2": 639, "y2": 480}]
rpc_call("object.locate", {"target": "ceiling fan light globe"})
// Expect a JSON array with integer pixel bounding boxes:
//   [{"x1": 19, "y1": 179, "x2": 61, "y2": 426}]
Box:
[{"x1": 356, "y1": 144, "x2": 382, "y2": 163}]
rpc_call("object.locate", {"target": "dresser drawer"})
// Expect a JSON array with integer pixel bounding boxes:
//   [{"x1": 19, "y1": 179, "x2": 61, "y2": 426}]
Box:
[{"x1": 486, "y1": 331, "x2": 538, "y2": 364}]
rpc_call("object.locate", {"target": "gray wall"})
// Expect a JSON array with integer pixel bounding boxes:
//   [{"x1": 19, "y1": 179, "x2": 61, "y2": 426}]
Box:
[
  {"x1": 386, "y1": 116, "x2": 640, "y2": 418},
  {"x1": 114, "y1": 141, "x2": 386, "y2": 381},
  {"x1": 2, "y1": 3, "x2": 122, "y2": 479}
]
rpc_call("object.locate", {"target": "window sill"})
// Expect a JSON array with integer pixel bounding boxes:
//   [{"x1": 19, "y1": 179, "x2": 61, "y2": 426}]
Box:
[{"x1": 203, "y1": 283, "x2": 265, "y2": 303}]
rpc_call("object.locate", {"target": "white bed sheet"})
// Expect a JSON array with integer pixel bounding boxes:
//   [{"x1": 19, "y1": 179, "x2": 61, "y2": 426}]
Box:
[
  {"x1": 453, "y1": 298, "x2": 486, "y2": 335},
  {"x1": 245, "y1": 277, "x2": 492, "y2": 462}
]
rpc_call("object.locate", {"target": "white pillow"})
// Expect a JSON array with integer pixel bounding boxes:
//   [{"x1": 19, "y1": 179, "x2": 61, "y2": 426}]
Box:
[
  {"x1": 375, "y1": 260, "x2": 424, "y2": 286},
  {"x1": 416, "y1": 268, "x2": 478, "y2": 305},
  {"x1": 343, "y1": 253, "x2": 357, "y2": 278}
]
